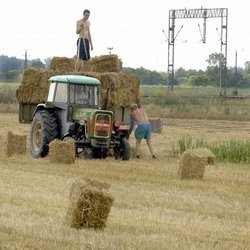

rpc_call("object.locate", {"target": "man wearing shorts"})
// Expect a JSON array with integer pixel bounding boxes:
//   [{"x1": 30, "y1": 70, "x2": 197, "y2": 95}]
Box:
[
  {"x1": 128, "y1": 104, "x2": 156, "y2": 159},
  {"x1": 75, "y1": 9, "x2": 93, "y2": 71}
]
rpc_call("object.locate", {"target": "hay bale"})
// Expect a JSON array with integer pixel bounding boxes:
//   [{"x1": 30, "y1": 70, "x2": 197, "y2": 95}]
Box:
[
  {"x1": 50, "y1": 57, "x2": 76, "y2": 72},
  {"x1": 16, "y1": 55, "x2": 140, "y2": 110},
  {"x1": 178, "y1": 148, "x2": 215, "y2": 180},
  {"x1": 90, "y1": 54, "x2": 122, "y2": 73},
  {"x1": 5, "y1": 131, "x2": 27, "y2": 156},
  {"x1": 16, "y1": 67, "x2": 50, "y2": 103},
  {"x1": 49, "y1": 139, "x2": 75, "y2": 164},
  {"x1": 66, "y1": 178, "x2": 113, "y2": 230},
  {"x1": 149, "y1": 119, "x2": 163, "y2": 133}
]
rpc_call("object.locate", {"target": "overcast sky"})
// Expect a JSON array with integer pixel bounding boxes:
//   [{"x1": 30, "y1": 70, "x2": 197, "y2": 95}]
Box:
[{"x1": 0, "y1": 0, "x2": 249, "y2": 71}]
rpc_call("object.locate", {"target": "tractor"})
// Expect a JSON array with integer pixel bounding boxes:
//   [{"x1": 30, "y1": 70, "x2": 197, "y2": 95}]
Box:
[{"x1": 26, "y1": 75, "x2": 130, "y2": 160}]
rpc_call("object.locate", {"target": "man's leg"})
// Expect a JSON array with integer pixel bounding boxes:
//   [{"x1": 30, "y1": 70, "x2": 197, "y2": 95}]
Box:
[
  {"x1": 75, "y1": 59, "x2": 80, "y2": 71},
  {"x1": 146, "y1": 138, "x2": 155, "y2": 157},
  {"x1": 80, "y1": 59, "x2": 84, "y2": 71},
  {"x1": 136, "y1": 139, "x2": 142, "y2": 158}
]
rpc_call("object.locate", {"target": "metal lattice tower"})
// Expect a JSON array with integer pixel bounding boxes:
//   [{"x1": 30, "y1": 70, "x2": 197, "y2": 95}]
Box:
[{"x1": 167, "y1": 8, "x2": 228, "y2": 95}]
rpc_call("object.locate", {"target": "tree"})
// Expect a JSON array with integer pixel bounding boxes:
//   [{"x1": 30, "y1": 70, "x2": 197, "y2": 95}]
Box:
[
  {"x1": 205, "y1": 53, "x2": 227, "y2": 87},
  {"x1": 44, "y1": 57, "x2": 51, "y2": 69},
  {"x1": 0, "y1": 55, "x2": 22, "y2": 73},
  {"x1": 30, "y1": 58, "x2": 45, "y2": 68},
  {"x1": 244, "y1": 61, "x2": 250, "y2": 74},
  {"x1": 186, "y1": 74, "x2": 210, "y2": 86}
]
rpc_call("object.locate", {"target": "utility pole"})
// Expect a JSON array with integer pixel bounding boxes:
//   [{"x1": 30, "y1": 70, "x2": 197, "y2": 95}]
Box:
[
  {"x1": 23, "y1": 49, "x2": 30, "y2": 70},
  {"x1": 235, "y1": 49, "x2": 238, "y2": 95}
]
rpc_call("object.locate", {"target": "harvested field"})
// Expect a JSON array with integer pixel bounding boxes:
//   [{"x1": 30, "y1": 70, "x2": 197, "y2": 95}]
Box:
[{"x1": 0, "y1": 113, "x2": 249, "y2": 249}]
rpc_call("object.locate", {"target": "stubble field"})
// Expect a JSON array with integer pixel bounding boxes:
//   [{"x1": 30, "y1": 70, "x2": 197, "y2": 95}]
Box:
[{"x1": 0, "y1": 113, "x2": 249, "y2": 249}]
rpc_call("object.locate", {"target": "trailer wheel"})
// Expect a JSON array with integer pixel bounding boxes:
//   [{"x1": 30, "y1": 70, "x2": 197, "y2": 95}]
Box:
[
  {"x1": 30, "y1": 110, "x2": 59, "y2": 158},
  {"x1": 114, "y1": 138, "x2": 130, "y2": 161}
]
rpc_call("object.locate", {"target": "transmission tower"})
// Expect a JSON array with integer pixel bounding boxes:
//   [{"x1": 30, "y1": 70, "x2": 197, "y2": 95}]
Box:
[{"x1": 167, "y1": 8, "x2": 228, "y2": 95}]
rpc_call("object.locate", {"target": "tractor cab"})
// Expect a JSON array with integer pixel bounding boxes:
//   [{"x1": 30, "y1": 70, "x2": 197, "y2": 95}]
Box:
[{"x1": 47, "y1": 75, "x2": 100, "y2": 109}]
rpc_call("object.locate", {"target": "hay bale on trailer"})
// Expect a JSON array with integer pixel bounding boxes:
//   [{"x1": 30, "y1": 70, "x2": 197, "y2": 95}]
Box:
[
  {"x1": 16, "y1": 54, "x2": 140, "y2": 118},
  {"x1": 90, "y1": 54, "x2": 122, "y2": 73},
  {"x1": 66, "y1": 178, "x2": 113, "y2": 230},
  {"x1": 16, "y1": 68, "x2": 50, "y2": 103},
  {"x1": 49, "y1": 139, "x2": 75, "y2": 164},
  {"x1": 4, "y1": 131, "x2": 27, "y2": 156},
  {"x1": 84, "y1": 72, "x2": 140, "y2": 109},
  {"x1": 178, "y1": 148, "x2": 215, "y2": 180},
  {"x1": 50, "y1": 57, "x2": 76, "y2": 72}
]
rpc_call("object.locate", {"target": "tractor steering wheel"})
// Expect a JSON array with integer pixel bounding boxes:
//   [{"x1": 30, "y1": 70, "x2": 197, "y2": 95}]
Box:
[{"x1": 75, "y1": 98, "x2": 89, "y2": 105}]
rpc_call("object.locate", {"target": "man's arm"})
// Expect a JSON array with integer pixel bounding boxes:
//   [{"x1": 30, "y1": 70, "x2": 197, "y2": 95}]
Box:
[
  {"x1": 128, "y1": 114, "x2": 135, "y2": 136},
  {"x1": 76, "y1": 20, "x2": 83, "y2": 34},
  {"x1": 88, "y1": 23, "x2": 93, "y2": 50}
]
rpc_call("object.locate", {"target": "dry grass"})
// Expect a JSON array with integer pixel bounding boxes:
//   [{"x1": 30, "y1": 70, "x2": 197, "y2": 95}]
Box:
[{"x1": 0, "y1": 114, "x2": 249, "y2": 249}]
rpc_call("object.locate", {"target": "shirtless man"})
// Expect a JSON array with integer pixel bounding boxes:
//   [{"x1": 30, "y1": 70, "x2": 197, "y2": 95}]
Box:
[
  {"x1": 75, "y1": 9, "x2": 93, "y2": 71},
  {"x1": 128, "y1": 104, "x2": 156, "y2": 159}
]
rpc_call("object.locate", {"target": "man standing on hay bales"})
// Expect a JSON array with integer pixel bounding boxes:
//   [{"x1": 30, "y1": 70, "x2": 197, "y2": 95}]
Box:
[
  {"x1": 75, "y1": 9, "x2": 93, "y2": 71},
  {"x1": 128, "y1": 104, "x2": 156, "y2": 159}
]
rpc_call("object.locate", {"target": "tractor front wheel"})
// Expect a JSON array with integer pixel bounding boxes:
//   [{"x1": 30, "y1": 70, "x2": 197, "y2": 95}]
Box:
[{"x1": 114, "y1": 138, "x2": 130, "y2": 161}]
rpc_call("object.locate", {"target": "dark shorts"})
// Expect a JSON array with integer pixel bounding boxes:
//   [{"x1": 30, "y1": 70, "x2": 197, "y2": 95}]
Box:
[
  {"x1": 135, "y1": 123, "x2": 152, "y2": 140},
  {"x1": 77, "y1": 38, "x2": 90, "y2": 60}
]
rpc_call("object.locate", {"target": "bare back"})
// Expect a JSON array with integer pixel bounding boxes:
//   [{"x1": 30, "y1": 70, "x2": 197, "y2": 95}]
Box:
[{"x1": 131, "y1": 108, "x2": 149, "y2": 122}]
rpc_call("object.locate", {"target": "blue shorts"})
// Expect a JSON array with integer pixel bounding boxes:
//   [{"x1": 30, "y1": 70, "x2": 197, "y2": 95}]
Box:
[
  {"x1": 77, "y1": 38, "x2": 90, "y2": 60},
  {"x1": 135, "y1": 123, "x2": 152, "y2": 140}
]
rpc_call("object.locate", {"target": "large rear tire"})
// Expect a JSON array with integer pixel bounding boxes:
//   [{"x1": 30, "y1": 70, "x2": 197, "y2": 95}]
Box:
[
  {"x1": 30, "y1": 110, "x2": 59, "y2": 158},
  {"x1": 114, "y1": 138, "x2": 130, "y2": 161}
]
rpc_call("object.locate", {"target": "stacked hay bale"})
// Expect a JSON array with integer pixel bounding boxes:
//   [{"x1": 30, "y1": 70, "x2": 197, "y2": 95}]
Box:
[
  {"x1": 66, "y1": 178, "x2": 113, "y2": 230},
  {"x1": 50, "y1": 57, "x2": 76, "y2": 72},
  {"x1": 16, "y1": 68, "x2": 51, "y2": 103},
  {"x1": 49, "y1": 139, "x2": 75, "y2": 164},
  {"x1": 90, "y1": 54, "x2": 122, "y2": 73},
  {"x1": 4, "y1": 131, "x2": 27, "y2": 156},
  {"x1": 16, "y1": 54, "x2": 140, "y2": 110},
  {"x1": 178, "y1": 148, "x2": 215, "y2": 180}
]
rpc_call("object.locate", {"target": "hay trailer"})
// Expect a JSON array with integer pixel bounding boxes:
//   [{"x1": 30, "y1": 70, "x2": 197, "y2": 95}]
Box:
[{"x1": 19, "y1": 75, "x2": 130, "y2": 160}]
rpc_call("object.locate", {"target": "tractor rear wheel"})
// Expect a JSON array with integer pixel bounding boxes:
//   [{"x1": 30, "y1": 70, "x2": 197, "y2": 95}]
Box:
[{"x1": 30, "y1": 110, "x2": 59, "y2": 158}]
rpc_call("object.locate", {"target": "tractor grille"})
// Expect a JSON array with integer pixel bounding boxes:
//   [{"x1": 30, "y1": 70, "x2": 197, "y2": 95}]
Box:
[{"x1": 94, "y1": 114, "x2": 111, "y2": 138}]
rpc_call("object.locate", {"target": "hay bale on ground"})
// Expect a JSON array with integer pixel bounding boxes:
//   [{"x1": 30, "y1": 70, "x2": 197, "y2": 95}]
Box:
[
  {"x1": 66, "y1": 178, "x2": 113, "y2": 230},
  {"x1": 49, "y1": 139, "x2": 75, "y2": 164},
  {"x1": 178, "y1": 148, "x2": 215, "y2": 180},
  {"x1": 149, "y1": 119, "x2": 163, "y2": 133},
  {"x1": 5, "y1": 131, "x2": 27, "y2": 156},
  {"x1": 90, "y1": 54, "x2": 122, "y2": 73}
]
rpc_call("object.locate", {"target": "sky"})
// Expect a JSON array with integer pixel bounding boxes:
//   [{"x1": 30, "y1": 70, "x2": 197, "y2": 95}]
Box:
[{"x1": 0, "y1": 0, "x2": 249, "y2": 72}]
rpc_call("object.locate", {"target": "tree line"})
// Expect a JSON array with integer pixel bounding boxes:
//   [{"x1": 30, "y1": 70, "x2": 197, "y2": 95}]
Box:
[
  {"x1": 1, "y1": 54, "x2": 250, "y2": 88},
  {"x1": 124, "y1": 53, "x2": 250, "y2": 88},
  {"x1": 0, "y1": 55, "x2": 51, "y2": 82}
]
